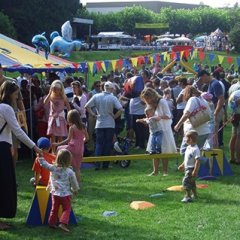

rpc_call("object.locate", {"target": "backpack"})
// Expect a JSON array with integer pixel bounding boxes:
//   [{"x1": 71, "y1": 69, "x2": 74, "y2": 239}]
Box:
[{"x1": 124, "y1": 76, "x2": 144, "y2": 98}]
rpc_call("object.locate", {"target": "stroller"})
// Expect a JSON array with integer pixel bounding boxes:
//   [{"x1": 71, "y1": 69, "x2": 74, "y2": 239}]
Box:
[{"x1": 113, "y1": 116, "x2": 132, "y2": 168}]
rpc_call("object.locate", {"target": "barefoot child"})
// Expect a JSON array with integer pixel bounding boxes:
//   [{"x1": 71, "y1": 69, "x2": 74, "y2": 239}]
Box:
[
  {"x1": 39, "y1": 149, "x2": 79, "y2": 232},
  {"x1": 53, "y1": 109, "x2": 89, "y2": 182},
  {"x1": 178, "y1": 130, "x2": 200, "y2": 203}
]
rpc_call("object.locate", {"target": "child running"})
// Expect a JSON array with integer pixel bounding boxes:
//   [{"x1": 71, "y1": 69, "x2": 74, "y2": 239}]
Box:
[
  {"x1": 178, "y1": 130, "x2": 200, "y2": 203},
  {"x1": 44, "y1": 80, "x2": 70, "y2": 152},
  {"x1": 53, "y1": 109, "x2": 89, "y2": 182},
  {"x1": 39, "y1": 149, "x2": 79, "y2": 232}
]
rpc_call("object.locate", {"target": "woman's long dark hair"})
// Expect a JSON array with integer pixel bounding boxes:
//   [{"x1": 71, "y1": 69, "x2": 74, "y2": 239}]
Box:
[{"x1": 0, "y1": 81, "x2": 19, "y2": 106}]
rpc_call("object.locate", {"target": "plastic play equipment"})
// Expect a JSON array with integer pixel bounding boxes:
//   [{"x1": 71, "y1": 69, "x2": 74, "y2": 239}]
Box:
[
  {"x1": 26, "y1": 186, "x2": 77, "y2": 225},
  {"x1": 32, "y1": 32, "x2": 50, "y2": 59},
  {"x1": 50, "y1": 20, "x2": 82, "y2": 58},
  {"x1": 130, "y1": 201, "x2": 155, "y2": 210},
  {"x1": 160, "y1": 59, "x2": 196, "y2": 75}
]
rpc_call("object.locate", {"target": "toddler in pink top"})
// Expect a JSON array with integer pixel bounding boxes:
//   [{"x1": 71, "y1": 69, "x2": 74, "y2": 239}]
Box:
[{"x1": 53, "y1": 109, "x2": 89, "y2": 182}]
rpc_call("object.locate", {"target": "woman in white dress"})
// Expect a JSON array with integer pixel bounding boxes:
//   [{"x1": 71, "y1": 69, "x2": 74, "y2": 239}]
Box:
[{"x1": 141, "y1": 88, "x2": 177, "y2": 176}]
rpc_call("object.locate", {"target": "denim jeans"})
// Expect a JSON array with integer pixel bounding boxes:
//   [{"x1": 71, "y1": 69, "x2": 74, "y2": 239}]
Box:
[
  {"x1": 150, "y1": 130, "x2": 163, "y2": 153},
  {"x1": 95, "y1": 128, "x2": 115, "y2": 168}
]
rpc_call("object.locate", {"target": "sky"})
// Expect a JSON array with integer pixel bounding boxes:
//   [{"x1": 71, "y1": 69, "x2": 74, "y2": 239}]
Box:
[{"x1": 81, "y1": 0, "x2": 240, "y2": 8}]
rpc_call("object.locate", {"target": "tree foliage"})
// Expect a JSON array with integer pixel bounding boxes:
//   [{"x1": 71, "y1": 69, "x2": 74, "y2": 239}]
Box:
[
  {"x1": 0, "y1": 11, "x2": 16, "y2": 37},
  {"x1": 0, "y1": 0, "x2": 80, "y2": 44},
  {"x1": 229, "y1": 23, "x2": 240, "y2": 52}
]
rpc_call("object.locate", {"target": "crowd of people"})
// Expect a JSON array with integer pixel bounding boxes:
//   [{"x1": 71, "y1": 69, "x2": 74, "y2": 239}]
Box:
[{"x1": 1, "y1": 59, "x2": 240, "y2": 230}]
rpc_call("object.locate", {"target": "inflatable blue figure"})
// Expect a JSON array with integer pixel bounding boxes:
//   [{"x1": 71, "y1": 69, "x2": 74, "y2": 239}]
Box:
[
  {"x1": 50, "y1": 21, "x2": 83, "y2": 58},
  {"x1": 32, "y1": 32, "x2": 50, "y2": 59}
]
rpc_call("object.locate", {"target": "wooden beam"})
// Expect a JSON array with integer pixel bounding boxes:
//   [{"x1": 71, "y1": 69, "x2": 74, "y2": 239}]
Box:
[{"x1": 82, "y1": 153, "x2": 181, "y2": 163}]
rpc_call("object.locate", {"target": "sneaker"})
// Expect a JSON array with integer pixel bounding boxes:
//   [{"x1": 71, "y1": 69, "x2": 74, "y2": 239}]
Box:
[
  {"x1": 114, "y1": 141, "x2": 122, "y2": 153},
  {"x1": 191, "y1": 194, "x2": 198, "y2": 199},
  {"x1": 163, "y1": 173, "x2": 168, "y2": 177},
  {"x1": 59, "y1": 223, "x2": 70, "y2": 232},
  {"x1": 147, "y1": 172, "x2": 158, "y2": 176},
  {"x1": 181, "y1": 197, "x2": 192, "y2": 203}
]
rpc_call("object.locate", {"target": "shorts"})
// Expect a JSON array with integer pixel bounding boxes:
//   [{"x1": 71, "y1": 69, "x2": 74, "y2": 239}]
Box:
[
  {"x1": 231, "y1": 114, "x2": 240, "y2": 135},
  {"x1": 182, "y1": 168, "x2": 196, "y2": 191}
]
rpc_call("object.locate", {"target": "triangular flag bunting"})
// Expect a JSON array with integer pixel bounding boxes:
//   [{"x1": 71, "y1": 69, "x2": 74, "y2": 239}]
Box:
[
  {"x1": 227, "y1": 57, "x2": 233, "y2": 65},
  {"x1": 149, "y1": 56, "x2": 153, "y2": 64},
  {"x1": 184, "y1": 49, "x2": 191, "y2": 59},
  {"x1": 144, "y1": 56, "x2": 149, "y2": 64},
  {"x1": 131, "y1": 57, "x2": 138, "y2": 67},
  {"x1": 117, "y1": 59, "x2": 123, "y2": 69},
  {"x1": 101, "y1": 61, "x2": 106, "y2": 72},
  {"x1": 96, "y1": 61, "x2": 102, "y2": 72},
  {"x1": 180, "y1": 51, "x2": 184, "y2": 59},
  {"x1": 199, "y1": 51, "x2": 205, "y2": 62},
  {"x1": 160, "y1": 54, "x2": 164, "y2": 64},
  {"x1": 218, "y1": 55, "x2": 224, "y2": 64},
  {"x1": 208, "y1": 54, "x2": 215, "y2": 63},
  {"x1": 237, "y1": 58, "x2": 240, "y2": 67},
  {"x1": 111, "y1": 60, "x2": 117, "y2": 70},
  {"x1": 88, "y1": 62, "x2": 94, "y2": 74},
  {"x1": 72, "y1": 62, "x2": 79, "y2": 69},
  {"x1": 176, "y1": 52, "x2": 180, "y2": 61},
  {"x1": 155, "y1": 54, "x2": 160, "y2": 63},
  {"x1": 104, "y1": 60, "x2": 110, "y2": 71}
]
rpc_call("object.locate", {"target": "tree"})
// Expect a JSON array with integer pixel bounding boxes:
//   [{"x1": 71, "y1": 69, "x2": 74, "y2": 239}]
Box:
[
  {"x1": 0, "y1": 0, "x2": 80, "y2": 44},
  {"x1": 229, "y1": 23, "x2": 240, "y2": 52},
  {"x1": 0, "y1": 11, "x2": 16, "y2": 37}
]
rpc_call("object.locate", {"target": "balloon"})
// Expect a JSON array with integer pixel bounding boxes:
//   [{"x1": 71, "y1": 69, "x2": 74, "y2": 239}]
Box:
[
  {"x1": 50, "y1": 34, "x2": 82, "y2": 58},
  {"x1": 32, "y1": 32, "x2": 50, "y2": 59},
  {"x1": 61, "y1": 20, "x2": 72, "y2": 42}
]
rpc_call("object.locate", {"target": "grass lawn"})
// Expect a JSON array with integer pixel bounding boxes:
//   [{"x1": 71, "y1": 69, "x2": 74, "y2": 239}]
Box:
[{"x1": 1, "y1": 123, "x2": 240, "y2": 240}]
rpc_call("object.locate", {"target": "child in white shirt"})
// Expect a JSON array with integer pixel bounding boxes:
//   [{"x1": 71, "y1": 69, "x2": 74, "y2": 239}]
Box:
[
  {"x1": 178, "y1": 130, "x2": 200, "y2": 203},
  {"x1": 39, "y1": 149, "x2": 79, "y2": 232}
]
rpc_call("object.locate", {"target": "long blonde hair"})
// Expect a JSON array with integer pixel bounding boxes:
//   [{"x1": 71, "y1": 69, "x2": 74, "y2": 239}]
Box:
[
  {"x1": 140, "y1": 87, "x2": 162, "y2": 109},
  {"x1": 50, "y1": 80, "x2": 65, "y2": 98},
  {"x1": 55, "y1": 149, "x2": 72, "y2": 168}
]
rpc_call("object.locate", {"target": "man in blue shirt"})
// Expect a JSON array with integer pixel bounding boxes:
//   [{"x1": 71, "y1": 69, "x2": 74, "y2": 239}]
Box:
[{"x1": 203, "y1": 72, "x2": 225, "y2": 148}]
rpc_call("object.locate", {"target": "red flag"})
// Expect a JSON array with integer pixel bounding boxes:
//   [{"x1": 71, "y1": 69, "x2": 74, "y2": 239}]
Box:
[
  {"x1": 227, "y1": 57, "x2": 233, "y2": 65},
  {"x1": 96, "y1": 61, "x2": 102, "y2": 72},
  {"x1": 199, "y1": 51, "x2": 205, "y2": 62}
]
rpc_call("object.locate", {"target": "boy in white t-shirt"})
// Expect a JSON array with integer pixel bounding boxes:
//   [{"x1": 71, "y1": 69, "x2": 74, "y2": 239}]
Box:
[{"x1": 178, "y1": 130, "x2": 200, "y2": 203}]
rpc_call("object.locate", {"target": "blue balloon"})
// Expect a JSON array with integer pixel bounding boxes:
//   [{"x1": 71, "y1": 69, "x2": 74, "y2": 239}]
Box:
[
  {"x1": 32, "y1": 32, "x2": 50, "y2": 59},
  {"x1": 50, "y1": 34, "x2": 82, "y2": 58}
]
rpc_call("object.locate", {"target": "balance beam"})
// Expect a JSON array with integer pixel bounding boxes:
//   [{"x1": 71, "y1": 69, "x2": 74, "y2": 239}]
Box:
[{"x1": 82, "y1": 153, "x2": 181, "y2": 163}]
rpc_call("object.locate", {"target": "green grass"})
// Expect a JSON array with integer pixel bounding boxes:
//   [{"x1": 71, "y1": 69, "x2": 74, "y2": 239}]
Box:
[{"x1": 1, "y1": 124, "x2": 240, "y2": 240}]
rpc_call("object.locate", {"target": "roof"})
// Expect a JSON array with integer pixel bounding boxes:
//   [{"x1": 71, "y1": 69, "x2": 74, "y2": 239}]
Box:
[{"x1": 86, "y1": 0, "x2": 200, "y2": 13}]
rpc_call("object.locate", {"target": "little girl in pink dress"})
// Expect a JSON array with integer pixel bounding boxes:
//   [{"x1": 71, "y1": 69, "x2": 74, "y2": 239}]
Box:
[
  {"x1": 44, "y1": 80, "x2": 70, "y2": 151},
  {"x1": 53, "y1": 109, "x2": 89, "y2": 182}
]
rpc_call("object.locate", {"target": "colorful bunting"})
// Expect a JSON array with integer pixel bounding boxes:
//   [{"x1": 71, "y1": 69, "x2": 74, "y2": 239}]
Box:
[
  {"x1": 208, "y1": 54, "x2": 215, "y2": 63},
  {"x1": 218, "y1": 55, "x2": 224, "y2": 64},
  {"x1": 111, "y1": 60, "x2": 117, "y2": 70},
  {"x1": 237, "y1": 58, "x2": 240, "y2": 67},
  {"x1": 131, "y1": 57, "x2": 138, "y2": 67},
  {"x1": 227, "y1": 57, "x2": 233, "y2": 65},
  {"x1": 199, "y1": 50, "x2": 205, "y2": 62}
]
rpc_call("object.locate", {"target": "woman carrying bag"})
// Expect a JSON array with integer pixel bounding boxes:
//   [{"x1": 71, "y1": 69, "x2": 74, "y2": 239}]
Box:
[{"x1": 174, "y1": 86, "x2": 211, "y2": 155}]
